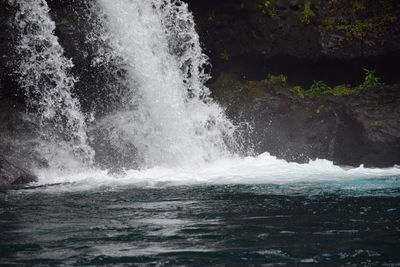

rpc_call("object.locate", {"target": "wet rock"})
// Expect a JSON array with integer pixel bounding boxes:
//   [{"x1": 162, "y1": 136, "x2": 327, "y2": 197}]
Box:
[
  {"x1": 187, "y1": 0, "x2": 400, "y2": 60},
  {"x1": 0, "y1": 98, "x2": 49, "y2": 170},
  {"x1": 0, "y1": 156, "x2": 38, "y2": 187},
  {"x1": 210, "y1": 73, "x2": 400, "y2": 167},
  {"x1": 335, "y1": 86, "x2": 400, "y2": 167}
]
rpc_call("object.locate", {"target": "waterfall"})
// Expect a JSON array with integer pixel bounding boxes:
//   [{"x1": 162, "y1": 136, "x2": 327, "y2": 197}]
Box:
[
  {"x1": 11, "y1": 0, "x2": 94, "y2": 167},
  {"x1": 93, "y1": 0, "x2": 237, "y2": 168},
  {"x1": 4, "y1": 0, "x2": 400, "y2": 188}
]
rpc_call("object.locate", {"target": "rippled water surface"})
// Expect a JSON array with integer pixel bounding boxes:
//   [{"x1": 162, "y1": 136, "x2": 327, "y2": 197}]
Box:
[{"x1": 1, "y1": 177, "x2": 400, "y2": 266}]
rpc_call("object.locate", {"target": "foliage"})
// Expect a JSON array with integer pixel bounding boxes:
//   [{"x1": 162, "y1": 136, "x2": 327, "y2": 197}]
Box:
[
  {"x1": 207, "y1": 10, "x2": 216, "y2": 22},
  {"x1": 320, "y1": 0, "x2": 397, "y2": 47},
  {"x1": 291, "y1": 83, "x2": 351, "y2": 98},
  {"x1": 220, "y1": 50, "x2": 230, "y2": 61},
  {"x1": 266, "y1": 74, "x2": 287, "y2": 84},
  {"x1": 307, "y1": 80, "x2": 331, "y2": 97},
  {"x1": 258, "y1": 0, "x2": 280, "y2": 20},
  {"x1": 211, "y1": 68, "x2": 386, "y2": 102},
  {"x1": 289, "y1": 86, "x2": 305, "y2": 98},
  {"x1": 379, "y1": 0, "x2": 394, "y2": 11},
  {"x1": 357, "y1": 68, "x2": 384, "y2": 89},
  {"x1": 328, "y1": 84, "x2": 356, "y2": 96},
  {"x1": 288, "y1": 68, "x2": 385, "y2": 98},
  {"x1": 300, "y1": 1, "x2": 316, "y2": 24}
]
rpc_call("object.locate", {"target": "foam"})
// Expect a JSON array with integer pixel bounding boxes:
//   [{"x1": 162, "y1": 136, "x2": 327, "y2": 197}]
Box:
[{"x1": 33, "y1": 152, "x2": 400, "y2": 191}]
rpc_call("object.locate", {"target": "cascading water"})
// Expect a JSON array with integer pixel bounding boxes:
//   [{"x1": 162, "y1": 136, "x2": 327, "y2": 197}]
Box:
[
  {"x1": 10, "y1": 0, "x2": 94, "y2": 167},
  {"x1": 93, "y1": 0, "x2": 237, "y2": 168},
  {"x1": 2, "y1": 3, "x2": 400, "y2": 265},
  {"x1": 4, "y1": 0, "x2": 399, "y2": 187}
]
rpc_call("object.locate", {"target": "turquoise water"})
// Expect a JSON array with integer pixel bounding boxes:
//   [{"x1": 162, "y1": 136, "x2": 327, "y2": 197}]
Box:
[{"x1": 1, "y1": 176, "x2": 399, "y2": 266}]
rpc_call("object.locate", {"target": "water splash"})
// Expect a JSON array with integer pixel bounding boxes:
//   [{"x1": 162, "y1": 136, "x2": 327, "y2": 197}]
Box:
[
  {"x1": 6, "y1": 0, "x2": 399, "y2": 188},
  {"x1": 94, "y1": 0, "x2": 237, "y2": 168},
  {"x1": 11, "y1": 0, "x2": 94, "y2": 167},
  {"x1": 35, "y1": 152, "x2": 400, "y2": 191}
]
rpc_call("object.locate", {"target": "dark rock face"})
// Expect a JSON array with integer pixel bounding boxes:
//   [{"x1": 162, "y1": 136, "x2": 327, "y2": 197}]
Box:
[
  {"x1": 187, "y1": 0, "x2": 400, "y2": 87},
  {"x1": 0, "y1": 156, "x2": 38, "y2": 187},
  {"x1": 0, "y1": 98, "x2": 48, "y2": 170},
  {"x1": 334, "y1": 86, "x2": 400, "y2": 167},
  {"x1": 187, "y1": 0, "x2": 400, "y2": 60},
  {"x1": 211, "y1": 74, "x2": 400, "y2": 167}
]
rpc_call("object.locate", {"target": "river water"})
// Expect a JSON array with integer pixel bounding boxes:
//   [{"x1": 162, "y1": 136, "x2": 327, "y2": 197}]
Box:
[
  {"x1": 2, "y1": 0, "x2": 400, "y2": 265},
  {"x1": 1, "y1": 174, "x2": 400, "y2": 266}
]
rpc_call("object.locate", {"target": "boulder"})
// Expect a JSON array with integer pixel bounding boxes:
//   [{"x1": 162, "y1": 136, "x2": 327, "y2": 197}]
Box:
[
  {"x1": 0, "y1": 156, "x2": 38, "y2": 187},
  {"x1": 210, "y1": 73, "x2": 400, "y2": 167}
]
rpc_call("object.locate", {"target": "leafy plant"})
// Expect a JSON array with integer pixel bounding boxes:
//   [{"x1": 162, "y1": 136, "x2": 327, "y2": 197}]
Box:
[
  {"x1": 336, "y1": 19, "x2": 371, "y2": 40},
  {"x1": 300, "y1": 1, "x2": 316, "y2": 24},
  {"x1": 280, "y1": 68, "x2": 386, "y2": 99},
  {"x1": 291, "y1": 81, "x2": 355, "y2": 98},
  {"x1": 307, "y1": 80, "x2": 331, "y2": 97},
  {"x1": 258, "y1": 0, "x2": 280, "y2": 20},
  {"x1": 220, "y1": 50, "x2": 230, "y2": 61},
  {"x1": 266, "y1": 74, "x2": 287, "y2": 84},
  {"x1": 289, "y1": 86, "x2": 305, "y2": 98},
  {"x1": 357, "y1": 68, "x2": 384, "y2": 89}
]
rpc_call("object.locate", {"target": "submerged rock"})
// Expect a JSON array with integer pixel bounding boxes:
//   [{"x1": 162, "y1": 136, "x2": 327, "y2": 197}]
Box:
[
  {"x1": 210, "y1": 73, "x2": 400, "y2": 167},
  {"x1": 0, "y1": 156, "x2": 38, "y2": 187}
]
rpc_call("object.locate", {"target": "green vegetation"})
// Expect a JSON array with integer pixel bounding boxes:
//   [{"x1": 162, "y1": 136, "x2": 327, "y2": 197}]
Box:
[
  {"x1": 300, "y1": 1, "x2": 316, "y2": 24},
  {"x1": 211, "y1": 69, "x2": 387, "y2": 102},
  {"x1": 266, "y1": 74, "x2": 287, "y2": 84},
  {"x1": 289, "y1": 86, "x2": 306, "y2": 98},
  {"x1": 290, "y1": 83, "x2": 354, "y2": 98},
  {"x1": 220, "y1": 50, "x2": 230, "y2": 61},
  {"x1": 207, "y1": 10, "x2": 216, "y2": 22},
  {"x1": 257, "y1": 0, "x2": 280, "y2": 20},
  {"x1": 379, "y1": 0, "x2": 394, "y2": 11},
  {"x1": 357, "y1": 68, "x2": 385, "y2": 89},
  {"x1": 370, "y1": 121, "x2": 381, "y2": 127},
  {"x1": 308, "y1": 80, "x2": 331, "y2": 97},
  {"x1": 289, "y1": 69, "x2": 384, "y2": 98},
  {"x1": 290, "y1": 81, "x2": 354, "y2": 98},
  {"x1": 320, "y1": 0, "x2": 397, "y2": 51}
]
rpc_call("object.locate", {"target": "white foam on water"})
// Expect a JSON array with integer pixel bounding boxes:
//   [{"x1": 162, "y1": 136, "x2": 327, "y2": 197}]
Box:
[{"x1": 33, "y1": 152, "x2": 400, "y2": 191}]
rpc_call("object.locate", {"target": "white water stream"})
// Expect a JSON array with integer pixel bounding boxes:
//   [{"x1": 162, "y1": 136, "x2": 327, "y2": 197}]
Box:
[
  {"x1": 8, "y1": 0, "x2": 400, "y2": 188},
  {"x1": 11, "y1": 0, "x2": 94, "y2": 167},
  {"x1": 92, "y1": 0, "x2": 236, "y2": 168}
]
